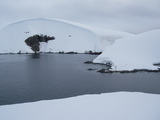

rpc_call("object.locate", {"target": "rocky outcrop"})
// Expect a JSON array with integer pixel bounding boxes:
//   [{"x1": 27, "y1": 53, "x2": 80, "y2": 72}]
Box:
[
  {"x1": 25, "y1": 34, "x2": 55, "y2": 53},
  {"x1": 97, "y1": 68, "x2": 160, "y2": 73}
]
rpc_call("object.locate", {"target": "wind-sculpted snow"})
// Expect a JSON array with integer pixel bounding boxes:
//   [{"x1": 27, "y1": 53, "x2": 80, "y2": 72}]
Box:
[
  {"x1": 0, "y1": 18, "x2": 101, "y2": 53},
  {"x1": 93, "y1": 29, "x2": 160, "y2": 71}
]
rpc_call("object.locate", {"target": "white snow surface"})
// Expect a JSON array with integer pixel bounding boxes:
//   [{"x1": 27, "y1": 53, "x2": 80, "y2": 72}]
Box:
[
  {"x1": 0, "y1": 92, "x2": 160, "y2": 120},
  {"x1": 93, "y1": 29, "x2": 160, "y2": 70},
  {"x1": 56, "y1": 19, "x2": 134, "y2": 49},
  {"x1": 0, "y1": 18, "x2": 101, "y2": 53}
]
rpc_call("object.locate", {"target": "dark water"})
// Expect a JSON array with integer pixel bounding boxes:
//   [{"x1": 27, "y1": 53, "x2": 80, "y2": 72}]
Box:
[{"x1": 0, "y1": 54, "x2": 160, "y2": 106}]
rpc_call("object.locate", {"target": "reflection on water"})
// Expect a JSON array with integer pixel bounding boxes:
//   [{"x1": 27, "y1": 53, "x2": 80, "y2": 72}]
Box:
[
  {"x1": 31, "y1": 54, "x2": 40, "y2": 59},
  {"x1": 0, "y1": 54, "x2": 160, "y2": 105}
]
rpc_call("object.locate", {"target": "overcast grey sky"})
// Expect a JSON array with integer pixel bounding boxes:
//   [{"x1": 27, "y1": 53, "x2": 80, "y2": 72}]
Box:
[{"x1": 0, "y1": 0, "x2": 160, "y2": 33}]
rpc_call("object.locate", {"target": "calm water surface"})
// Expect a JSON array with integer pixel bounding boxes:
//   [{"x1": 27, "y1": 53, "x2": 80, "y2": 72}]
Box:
[{"x1": 0, "y1": 54, "x2": 160, "y2": 105}]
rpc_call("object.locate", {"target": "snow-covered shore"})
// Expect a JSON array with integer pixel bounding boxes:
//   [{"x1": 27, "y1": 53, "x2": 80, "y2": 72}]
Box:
[
  {"x1": 0, "y1": 18, "x2": 159, "y2": 71},
  {"x1": 0, "y1": 92, "x2": 160, "y2": 120},
  {"x1": 93, "y1": 29, "x2": 160, "y2": 71}
]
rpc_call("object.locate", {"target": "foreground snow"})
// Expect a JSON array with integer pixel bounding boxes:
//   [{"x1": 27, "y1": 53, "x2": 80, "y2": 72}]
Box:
[
  {"x1": 93, "y1": 29, "x2": 160, "y2": 70},
  {"x1": 0, "y1": 18, "x2": 101, "y2": 53},
  {"x1": 0, "y1": 92, "x2": 160, "y2": 120}
]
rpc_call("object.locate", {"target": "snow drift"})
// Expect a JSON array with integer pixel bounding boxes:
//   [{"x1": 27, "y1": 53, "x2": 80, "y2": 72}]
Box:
[
  {"x1": 93, "y1": 29, "x2": 160, "y2": 70},
  {"x1": 0, "y1": 18, "x2": 101, "y2": 53},
  {"x1": 0, "y1": 92, "x2": 160, "y2": 120}
]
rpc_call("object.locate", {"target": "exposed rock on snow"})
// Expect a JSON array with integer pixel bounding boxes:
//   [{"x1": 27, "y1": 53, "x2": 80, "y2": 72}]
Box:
[
  {"x1": 93, "y1": 29, "x2": 160, "y2": 71},
  {"x1": 0, "y1": 18, "x2": 101, "y2": 53},
  {"x1": 25, "y1": 34, "x2": 55, "y2": 53}
]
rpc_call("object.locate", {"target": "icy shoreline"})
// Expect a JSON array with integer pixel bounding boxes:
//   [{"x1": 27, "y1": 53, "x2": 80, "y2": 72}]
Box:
[
  {"x1": 93, "y1": 29, "x2": 160, "y2": 71},
  {"x1": 85, "y1": 61, "x2": 160, "y2": 73}
]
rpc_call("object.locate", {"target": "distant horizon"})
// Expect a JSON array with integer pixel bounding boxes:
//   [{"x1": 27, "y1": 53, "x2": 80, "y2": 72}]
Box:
[{"x1": 1, "y1": 0, "x2": 160, "y2": 33}]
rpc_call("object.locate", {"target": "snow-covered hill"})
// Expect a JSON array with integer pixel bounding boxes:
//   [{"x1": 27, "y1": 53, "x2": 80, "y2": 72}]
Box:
[
  {"x1": 56, "y1": 19, "x2": 134, "y2": 49},
  {"x1": 93, "y1": 29, "x2": 160, "y2": 70},
  {"x1": 0, "y1": 18, "x2": 101, "y2": 53}
]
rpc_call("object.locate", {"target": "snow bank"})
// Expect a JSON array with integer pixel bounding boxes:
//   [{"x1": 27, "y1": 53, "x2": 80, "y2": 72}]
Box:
[
  {"x1": 0, "y1": 92, "x2": 160, "y2": 120},
  {"x1": 93, "y1": 29, "x2": 160, "y2": 70},
  {"x1": 0, "y1": 18, "x2": 101, "y2": 53}
]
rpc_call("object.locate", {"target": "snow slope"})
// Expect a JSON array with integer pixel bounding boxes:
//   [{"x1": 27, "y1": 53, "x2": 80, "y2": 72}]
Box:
[
  {"x1": 0, "y1": 92, "x2": 160, "y2": 120},
  {"x1": 0, "y1": 18, "x2": 101, "y2": 53},
  {"x1": 93, "y1": 29, "x2": 160, "y2": 70},
  {"x1": 90, "y1": 28, "x2": 134, "y2": 49},
  {"x1": 57, "y1": 19, "x2": 134, "y2": 49}
]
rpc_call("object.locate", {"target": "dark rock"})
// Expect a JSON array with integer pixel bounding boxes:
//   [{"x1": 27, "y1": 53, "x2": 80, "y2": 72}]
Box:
[
  {"x1": 87, "y1": 68, "x2": 96, "y2": 71},
  {"x1": 58, "y1": 51, "x2": 64, "y2": 54},
  {"x1": 153, "y1": 63, "x2": 160, "y2": 66},
  {"x1": 17, "y1": 51, "x2": 21, "y2": 54},
  {"x1": 85, "y1": 51, "x2": 102, "y2": 55},
  {"x1": 25, "y1": 31, "x2": 29, "y2": 34},
  {"x1": 97, "y1": 68, "x2": 160, "y2": 73},
  {"x1": 84, "y1": 61, "x2": 93, "y2": 64},
  {"x1": 65, "y1": 51, "x2": 78, "y2": 54},
  {"x1": 106, "y1": 62, "x2": 113, "y2": 67},
  {"x1": 97, "y1": 68, "x2": 112, "y2": 73},
  {"x1": 25, "y1": 34, "x2": 55, "y2": 53}
]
